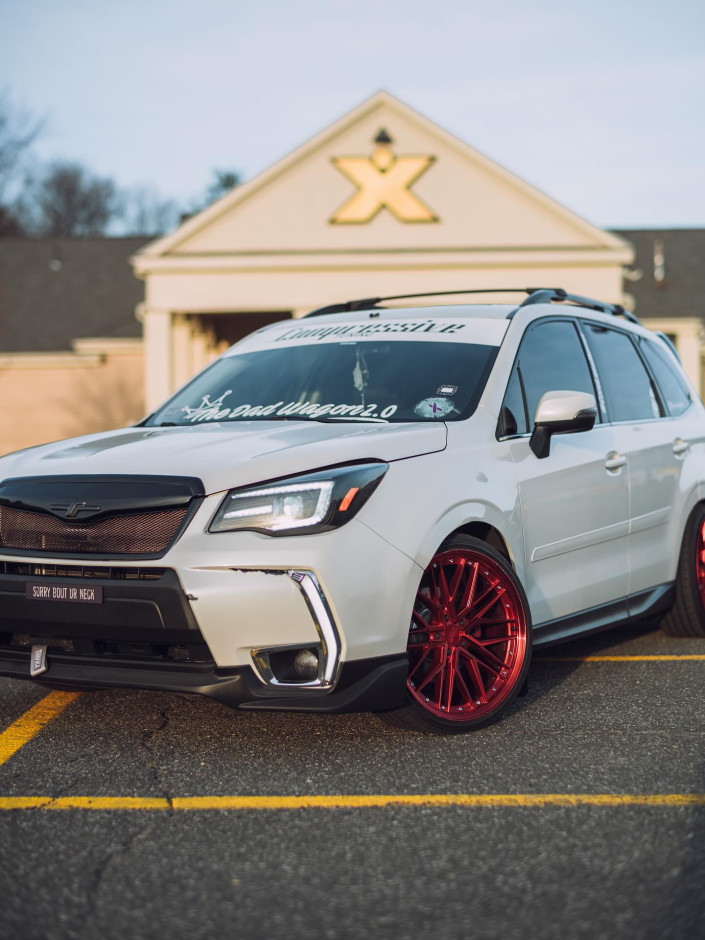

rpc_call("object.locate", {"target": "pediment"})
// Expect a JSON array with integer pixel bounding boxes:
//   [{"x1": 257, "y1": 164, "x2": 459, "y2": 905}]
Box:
[{"x1": 139, "y1": 92, "x2": 629, "y2": 259}]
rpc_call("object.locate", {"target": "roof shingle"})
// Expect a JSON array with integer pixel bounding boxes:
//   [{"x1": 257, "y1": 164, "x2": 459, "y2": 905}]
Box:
[
  {"x1": 613, "y1": 229, "x2": 705, "y2": 320},
  {"x1": 0, "y1": 237, "x2": 149, "y2": 352}
]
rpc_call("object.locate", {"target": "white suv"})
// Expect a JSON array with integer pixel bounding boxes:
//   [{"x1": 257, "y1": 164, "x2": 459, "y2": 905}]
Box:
[{"x1": 1, "y1": 288, "x2": 703, "y2": 733}]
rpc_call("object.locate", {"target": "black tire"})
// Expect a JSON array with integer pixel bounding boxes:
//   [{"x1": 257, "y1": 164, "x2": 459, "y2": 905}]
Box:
[
  {"x1": 660, "y1": 503, "x2": 705, "y2": 637},
  {"x1": 381, "y1": 534, "x2": 532, "y2": 734}
]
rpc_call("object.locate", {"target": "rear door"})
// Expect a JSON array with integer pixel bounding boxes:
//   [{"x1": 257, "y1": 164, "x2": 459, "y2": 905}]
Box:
[
  {"x1": 581, "y1": 324, "x2": 692, "y2": 601},
  {"x1": 501, "y1": 318, "x2": 630, "y2": 627}
]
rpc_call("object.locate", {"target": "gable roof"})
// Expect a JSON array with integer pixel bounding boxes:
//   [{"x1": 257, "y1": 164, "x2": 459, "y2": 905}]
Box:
[
  {"x1": 0, "y1": 237, "x2": 148, "y2": 352},
  {"x1": 614, "y1": 229, "x2": 705, "y2": 319},
  {"x1": 135, "y1": 91, "x2": 631, "y2": 263}
]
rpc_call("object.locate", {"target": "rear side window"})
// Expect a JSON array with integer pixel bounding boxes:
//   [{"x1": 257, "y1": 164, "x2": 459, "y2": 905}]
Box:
[
  {"x1": 500, "y1": 320, "x2": 596, "y2": 436},
  {"x1": 583, "y1": 325, "x2": 660, "y2": 422},
  {"x1": 639, "y1": 338, "x2": 691, "y2": 416}
]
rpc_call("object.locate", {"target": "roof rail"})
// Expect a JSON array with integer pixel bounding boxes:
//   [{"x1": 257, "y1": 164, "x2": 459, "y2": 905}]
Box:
[
  {"x1": 304, "y1": 288, "x2": 535, "y2": 318},
  {"x1": 304, "y1": 287, "x2": 640, "y2": 325},
  {"x1": 519, "y1": 288, "x2": 640, "y2": 324}
]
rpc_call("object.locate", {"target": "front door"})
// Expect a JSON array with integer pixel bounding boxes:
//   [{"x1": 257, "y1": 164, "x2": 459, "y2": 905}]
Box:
[{"x1": 500, "y1": 318, "x2": 630, "y2": 628}]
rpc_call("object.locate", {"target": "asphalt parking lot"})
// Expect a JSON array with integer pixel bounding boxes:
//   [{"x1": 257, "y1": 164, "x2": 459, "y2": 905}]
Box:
[{"x1": 1, "y1": 619, "x2": 704, "y2": 940}]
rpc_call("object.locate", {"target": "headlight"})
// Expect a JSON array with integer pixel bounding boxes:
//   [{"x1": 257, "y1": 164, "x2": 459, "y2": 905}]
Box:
[{"x1": 209, "y1": 462, "x2": 389, "y2": 536}]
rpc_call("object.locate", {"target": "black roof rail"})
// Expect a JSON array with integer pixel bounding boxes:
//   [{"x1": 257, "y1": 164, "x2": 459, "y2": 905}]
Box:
[
  {"x1": 304, "y1": 288, "x2": 535, "y2": 318},
  {"x1": 304, "y1": 287, "x2": 640, "y2": 325},
  {"x1": 519, "y1": 287, "x2": 640, "y2": 324}
]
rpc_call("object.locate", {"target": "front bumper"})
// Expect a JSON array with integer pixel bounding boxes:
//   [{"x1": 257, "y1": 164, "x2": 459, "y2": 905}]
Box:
[{"x1": 0, "y1": 512, "x2": 420, "y2": 710}]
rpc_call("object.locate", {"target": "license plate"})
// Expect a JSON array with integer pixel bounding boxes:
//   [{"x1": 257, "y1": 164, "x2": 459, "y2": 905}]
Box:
[{"x1": 26, "y1": 583, "x2": 103, "y2": 604}]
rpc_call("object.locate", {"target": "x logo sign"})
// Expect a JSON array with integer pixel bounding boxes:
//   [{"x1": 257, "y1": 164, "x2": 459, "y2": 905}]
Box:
[{"x1": 330, "y1": 146, "x2": 438, "y2": 224}]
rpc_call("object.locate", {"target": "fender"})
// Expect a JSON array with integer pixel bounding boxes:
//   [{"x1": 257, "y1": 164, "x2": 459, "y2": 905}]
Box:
[{"x1": 412, "y1": 500, "x2": 525, "y2": 581}]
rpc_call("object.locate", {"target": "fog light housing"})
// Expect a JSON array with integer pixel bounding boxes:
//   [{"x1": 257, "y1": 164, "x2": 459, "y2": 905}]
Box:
[{"x1": 293, "y1": 648, "x2": 319, "y2": 680}]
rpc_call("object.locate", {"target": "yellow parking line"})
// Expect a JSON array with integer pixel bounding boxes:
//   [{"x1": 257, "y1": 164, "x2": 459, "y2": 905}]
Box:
[
  {"x1": 535, "y1": 655, "x2": 705, "y2": 662},
  {"x1": 0, "y1": 793, "x2": 704, "y2": 811},
  {"x1": 0, "y1": 691, "x2": 81, "y2": 767}
]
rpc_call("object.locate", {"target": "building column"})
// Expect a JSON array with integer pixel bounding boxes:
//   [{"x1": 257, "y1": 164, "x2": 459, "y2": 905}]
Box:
[
  {"x1": 679, "y1": 326, "x2": 703, "y2": 399},
  {"x1": 642, "y1": 317, "x2": 703, "y2": 399},
  {"x1": 172, "y1": 314, "x2": 196, "y2": 392},
  {"x1": 142, "y1": 308, "x2": 173, "y2": 413}
]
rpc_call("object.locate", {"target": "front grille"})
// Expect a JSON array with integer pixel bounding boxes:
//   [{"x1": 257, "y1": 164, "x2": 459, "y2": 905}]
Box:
[
  {"x1": 1, "y1": 631, "x2": 214, "y2": 665},
  {"x1": 0, "y1": 506, "x2": 188, "y2": 555},
  {"x1": 0, "y1": 562, "x2": 168, "y2": 580}
]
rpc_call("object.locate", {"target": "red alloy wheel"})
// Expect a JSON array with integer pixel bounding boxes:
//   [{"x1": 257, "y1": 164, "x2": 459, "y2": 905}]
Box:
[
  {"x1": 696, "y1": 519, "x2": 705, "y2": 610},
  {"x1": 407, "y1": 547, "x2": 528, "y2": 722}
]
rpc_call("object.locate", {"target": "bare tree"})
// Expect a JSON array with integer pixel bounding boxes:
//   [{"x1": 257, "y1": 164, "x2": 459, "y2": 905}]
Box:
[
  {"x1": 26, "y1": 161, "x2": 122, "y2": 236},
  {"x1": 120, "y1": 184, "x2": 180, "y2": 236},
  {"x1": 0, "y1": 91, "x2": 43, "y2": 234},
  {"x1": 0, "y1": 204, "x2": 24, "y2": 236},
  {"x1": 0, "y1": 92, "x2": 41, "y2": 197}
]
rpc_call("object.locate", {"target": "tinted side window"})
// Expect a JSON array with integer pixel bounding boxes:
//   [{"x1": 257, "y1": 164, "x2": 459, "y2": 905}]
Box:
[
  {"x1": 583, "y1": 325, "x2": 660, "y2": 422},
  {"x1": 639, "y1": 338, "x2": 691, "y2": 416},
  {"x1": 504, "y1": 320, "x2": 596, "y2": 434}
]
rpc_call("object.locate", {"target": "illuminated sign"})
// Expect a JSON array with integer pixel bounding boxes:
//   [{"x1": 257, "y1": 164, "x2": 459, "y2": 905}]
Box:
[{"x1": 330, "y1": 129, "x2": 438, "y2": 224}]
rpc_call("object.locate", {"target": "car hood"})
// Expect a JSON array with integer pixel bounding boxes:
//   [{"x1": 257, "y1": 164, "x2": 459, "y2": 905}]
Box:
[{"x1": 0, "y1": 421, "x2": 447, "y2": 495}]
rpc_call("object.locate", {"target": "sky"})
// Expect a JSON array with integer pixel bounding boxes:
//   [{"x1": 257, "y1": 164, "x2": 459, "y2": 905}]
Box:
[{"x1": 1, "y1": 0, "x2": 704, "y2": 229}]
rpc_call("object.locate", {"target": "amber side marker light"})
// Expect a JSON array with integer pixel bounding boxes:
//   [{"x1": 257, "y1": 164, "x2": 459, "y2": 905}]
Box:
[{"x1": 339, "y1": 487, "x2": 359, "y2": 512}]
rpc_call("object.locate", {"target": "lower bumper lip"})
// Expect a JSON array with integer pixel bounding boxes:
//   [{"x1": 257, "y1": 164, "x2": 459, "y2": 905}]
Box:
[{"x1": 0, "y1": 649, "x2": 408, "y2": 713}]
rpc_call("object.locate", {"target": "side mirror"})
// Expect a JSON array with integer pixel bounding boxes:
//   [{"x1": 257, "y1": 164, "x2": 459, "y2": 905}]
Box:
[{"x1": 529, "y1": 390, "x2": 597, "y2": 459}]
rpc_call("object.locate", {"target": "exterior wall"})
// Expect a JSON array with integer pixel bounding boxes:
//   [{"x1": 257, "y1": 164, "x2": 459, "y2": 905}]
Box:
[
  {"x1": 0, "y1": 339, "x2": 144, "y2": 456},
  {"x1": 141, "y1": 259, "x2": 626, "y2": 314}
]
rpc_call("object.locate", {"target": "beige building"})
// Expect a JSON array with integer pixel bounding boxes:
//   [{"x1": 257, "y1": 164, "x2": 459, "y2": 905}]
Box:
[
  {"x1": 1, "y1": 93, "x2": 703, "y2": 454},
  {"x1": 132, "y1": 91, "x2": 636, "y2": 411}
]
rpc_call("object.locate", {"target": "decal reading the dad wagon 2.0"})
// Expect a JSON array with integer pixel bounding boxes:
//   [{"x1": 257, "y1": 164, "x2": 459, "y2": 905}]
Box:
[{"x1": 181, "y1": 392, "x2": 399, "y2": 423}]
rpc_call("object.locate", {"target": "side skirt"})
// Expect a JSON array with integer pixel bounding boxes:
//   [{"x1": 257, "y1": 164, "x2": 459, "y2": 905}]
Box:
[{"x1": 532, "y1": 583, "x2": 675, "y2": 648}]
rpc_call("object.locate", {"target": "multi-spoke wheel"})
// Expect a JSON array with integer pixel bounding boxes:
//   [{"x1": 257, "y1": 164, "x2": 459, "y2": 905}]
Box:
[
  {"x1": 661, "y1": 504, "x2": 705, "y2": 637},
  {"x1": 384, "y1": 535, "x2": 531, "y2": 733}
]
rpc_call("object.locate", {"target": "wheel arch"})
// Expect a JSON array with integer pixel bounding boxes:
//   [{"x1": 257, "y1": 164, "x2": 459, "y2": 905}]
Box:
[
  {"x1": 667, "y1": 484, "x2": 705, "y2": 584},
  {"x1": 414, "y1": 502, "x2": 524, "y2": 581},
  {"x1": 452, "y1": 521, "x2": 512, "y2": 564}
]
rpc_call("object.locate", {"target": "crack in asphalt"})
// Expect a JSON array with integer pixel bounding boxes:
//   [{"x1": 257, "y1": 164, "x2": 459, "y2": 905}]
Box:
[
  {"x1": 142, "y1": 705, "x2": 175, "y2": 812},
  {"x1": 78, "y1": 813, "x2": 160, "y2": 940},
  {"x1": 78, "y1": 707, "x2": 176, "y2": 934}
]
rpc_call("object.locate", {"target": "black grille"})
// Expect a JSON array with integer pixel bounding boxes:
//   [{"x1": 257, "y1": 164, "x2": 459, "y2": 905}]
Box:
[
  {"x1": 1, "y1": 632, "x2": 214, "y2": 665},
  {"x1": 0, "y1": 562, "x2": 168, "y2": 580},
  {"x1": 0, "y1": 506, "x2": 188, "y2": 555}
]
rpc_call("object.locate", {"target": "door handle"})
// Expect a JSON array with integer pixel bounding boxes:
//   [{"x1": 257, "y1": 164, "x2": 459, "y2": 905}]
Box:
[
  {"x1": 605, "y1": 452, "x2": 626, "y2": 471},
  {"x1": 673, "y1": 438, "x2": 689, "y2": 456}
]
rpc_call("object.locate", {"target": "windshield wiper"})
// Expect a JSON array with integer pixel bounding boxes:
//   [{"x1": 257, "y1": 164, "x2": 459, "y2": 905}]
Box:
[
  {"x1": 302, "y1": 416, "x2": 388, "y2": 424},
  {"x1": 154, "y1": 415, "x2": 389, "y2": 427}
]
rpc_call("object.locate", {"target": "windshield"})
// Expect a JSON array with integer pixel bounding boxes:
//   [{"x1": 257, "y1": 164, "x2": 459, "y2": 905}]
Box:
[{"x1": 146, "y1": 341, "x2": 498, "y2": 426}]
